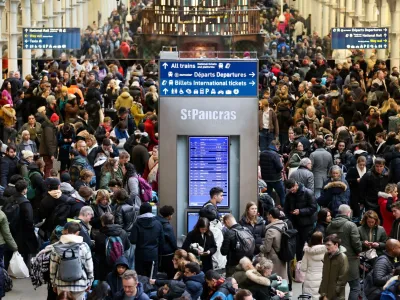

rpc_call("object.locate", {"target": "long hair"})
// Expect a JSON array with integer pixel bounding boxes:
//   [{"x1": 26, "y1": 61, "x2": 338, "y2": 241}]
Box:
[
  {"x1": 193, "y1": 217, "x2": 211, "y2": 236},
  {"x1": 243, "y1": 201, "x2": 258, "y2": 225},
  {"x1": 317, "y1": 208, "x2": 331, "y2": 224},
  {"x1": 101, "y1": 158, "x2": 117, "y2": 175}
]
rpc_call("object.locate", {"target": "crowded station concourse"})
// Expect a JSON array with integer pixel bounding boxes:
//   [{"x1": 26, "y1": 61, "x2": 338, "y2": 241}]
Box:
[{"x1": 1, "y1": 0, "x2": 400, "y2": 299}]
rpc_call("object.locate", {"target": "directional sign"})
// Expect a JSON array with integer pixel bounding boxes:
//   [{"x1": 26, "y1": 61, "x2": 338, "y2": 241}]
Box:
[
  {"x1": 23, "y1": 28, "x2": 81, "y2": 50},
  {"x1": 331, "y1": 27, "x2": 389, "y2": 50},
  {"x1": 159, "y1": 60, "x2": 258, "y2": 97}
]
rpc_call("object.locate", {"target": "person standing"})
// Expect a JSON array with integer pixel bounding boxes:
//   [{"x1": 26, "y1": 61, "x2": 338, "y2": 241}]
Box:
[
  {"x1": 259, "y1": 140, "x2": 286, "y2": 206},
  {"x1": 326, "y1": 205, "x2": 362, "y2": 300},
  {"x1": 199, "y1": 187, "x2": 224, "y2": 222},
  {"x1": 0, "y1": 144, "x2": 19, "y2": 188},
  {"x1": 239, "y1": 202, "x2": 265, "y2": 255},
  {"x1": 319, "y1": 234, "x2": 349, "y2": 300},
  {"x1": 288, "y1": 157, "x2": 314, "y2": 192},
  {"x1": 39, "y1": 113, "x2": 59, "y2": 178},
  {"x1": 284, "y1": 179, "x2": 317, "y2": 261},
  {"x1": 310, "y1": 137, "x2": 333, "y2": 198},
  {"x1": 258, "y1": 100, "x2": 279, "y2": 151}
]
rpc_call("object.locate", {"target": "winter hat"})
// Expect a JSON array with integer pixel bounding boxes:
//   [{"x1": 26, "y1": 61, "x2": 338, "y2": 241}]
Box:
[
  {"x1": 21, "y1": 150, "x2": 34, "y2": 160},
  {"x1": 46, "y1": 177, "x2": 61, "y2": 189},
  {"x1": 37, "y1": 106, "x2": 46, "y2": 113},
  {"x1": 139, "y1": 202, "x2": 152, "y2": 215},
  {"x1": 50, "y1": 113, "x2": 60, "y2": 123},
  {"x1": 60, "y1": 172, "x2": 71, "y2": 183}
]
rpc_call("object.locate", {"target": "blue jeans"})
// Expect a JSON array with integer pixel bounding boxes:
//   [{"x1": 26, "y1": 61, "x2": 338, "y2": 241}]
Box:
[
  {"x1": 266, "y1": 180, "x2": 286, "y2": 206},
  {"x1": 259, "y1": 129, "x2": 274, "y2": 151},
  {"x1": 348, "y1": 278, "x2": 361, "y2": 300}
]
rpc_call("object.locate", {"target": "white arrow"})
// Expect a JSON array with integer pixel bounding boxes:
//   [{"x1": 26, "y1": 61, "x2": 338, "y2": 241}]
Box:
[
  {"x1": 25, "y1": 28, "x2": 28, "y2": 32},
  {"x1": 24, "y1": 40, "x2": 28, "y2": 43},
  {"x1": 250, "y1": 81, "x2": 255, "y2": 86},
  {"x1": 163, "y1": 88, "x2": 168, "y2": 93},
  {"x1": 162, "y1": 63, "x2": 168, "y2": 69},
  {"x1": 249, "y1": 72, "x2": 255, "y2": 77}
]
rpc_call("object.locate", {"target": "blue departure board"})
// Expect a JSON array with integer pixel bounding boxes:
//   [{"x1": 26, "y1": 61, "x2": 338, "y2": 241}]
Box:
[
  {"x1": 187, "y1": 211, "x2": 230, "y2": 233},
  {"x1": 188, "y1": 136, "x2": 229, "y2": 207}
]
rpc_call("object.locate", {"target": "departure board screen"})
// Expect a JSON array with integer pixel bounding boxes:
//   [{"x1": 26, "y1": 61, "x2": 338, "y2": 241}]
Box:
[
  {"x1": 187, "y1": 211, "x2": 230, "y2": 233},
  {"x1": 188, "y1": 136, "x2": 229, "y2": 207}
]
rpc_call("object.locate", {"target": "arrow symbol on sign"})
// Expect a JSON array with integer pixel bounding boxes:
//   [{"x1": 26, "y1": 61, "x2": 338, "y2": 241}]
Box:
[
  {"x1": 250, "y1": 72, "x2": 255, "y2": 77},
  {"x1": 162, "y1": 63, "x2": 168, "y2": 69},
  {"x1": 24, "y1": 29, "x2": 28, "y2": 32},
  {"x1": 163, "y1": 88, "x2": 168, "y2": 93},
  {"x1": 250, "y1": 81, "x2": 255, "y2": 86},
  {"x1": 24, "y1": 40, "x2": 28, "y2": 43}
]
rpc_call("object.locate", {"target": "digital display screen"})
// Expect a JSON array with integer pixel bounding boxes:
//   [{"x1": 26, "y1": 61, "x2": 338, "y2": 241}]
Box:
[
  {"x1": 188, "y1": 136, "x2": 229, "y2": 207},
  {"x1": 187, "y1": 211, "x2": 230, "y2": 233}
]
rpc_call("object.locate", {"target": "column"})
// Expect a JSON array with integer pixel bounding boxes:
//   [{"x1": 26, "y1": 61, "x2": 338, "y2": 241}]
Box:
[
  {"x1": 53, "y1": 0, "x2": 63, "y2": 28},
  {"x1": 22, "y1": 0, "x2": 31, "y2": 77},
  {"x1": 76, "y1": 0, "x2": 83, "y2": 30},
  {"x1": 45, "y1": 0, "x2": 55, "y2": 57},
  {"x1": 345, "y1": 0, "x2": 354, "y2": 27},
  {"x1": 330, "y1": 0, "x2": 337, "y2": 29},
  {"x1": 70, "y1": 0, "x2": 77, "y2": 28},
  {"x1": 322, "y1": 1, "x2": 330, "y2": 36},
  {"x1": 364, "y1": 0, "x2": 375, "y2": 57},
  {"x1": 0, "y1": 2, "x2": 5, "y2": 85},
  {"x1": 339, "y1": 0, "x2": 345, "y2": 26},
  {"x1": 82, "y1": 0, "x2": 89, "y2": 29},
  {"x1": 32, "y1": 0, "x2": 44, "y2": 57},
  {"x1": 64, "y1": 0, "x2": 71, "y2": 27},
  {"x1": 378, "y1": 0, "x2": 390, "y2": 60},
  {"x1": 312, "y1": 0, "x2": 322, "y2": 34},
  {"x1": 354, "y1": 0, "x2": 363, "y2": 26},
  {"x1": 8, "y1": 0, "x2": 19, "y2": 73}
]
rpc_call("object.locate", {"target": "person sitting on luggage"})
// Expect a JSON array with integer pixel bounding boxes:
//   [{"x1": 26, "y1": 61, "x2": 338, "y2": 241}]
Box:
[{"x1": 364, "y1": 239, "x2": 400, "y2": 300}]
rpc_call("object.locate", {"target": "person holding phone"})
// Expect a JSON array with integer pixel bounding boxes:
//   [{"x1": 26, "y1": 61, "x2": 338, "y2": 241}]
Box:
[{"x1": 358, "y1": 210, "x2": 387, "y2": 257}]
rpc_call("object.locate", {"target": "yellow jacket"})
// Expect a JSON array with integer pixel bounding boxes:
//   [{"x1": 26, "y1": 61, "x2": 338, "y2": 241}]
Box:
[
  {"x1": 130, "y1": 103, "x2": 145, "y2": 127},
  {"x1": 115, "y1": 92, "x2": 133, "y2": 111},
  {"x1": 0, "y1": 105, "x2": 16, "y2": 127}
]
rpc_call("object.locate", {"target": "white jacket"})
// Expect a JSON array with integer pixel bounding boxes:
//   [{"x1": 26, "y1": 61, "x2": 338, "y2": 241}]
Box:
[{"x1": 301, "y1": 244, "x2": 327, "y2": 300}]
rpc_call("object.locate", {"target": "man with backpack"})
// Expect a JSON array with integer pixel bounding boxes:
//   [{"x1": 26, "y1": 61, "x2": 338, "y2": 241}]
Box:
[
  {"x1": 93, "y1": 212, "x2": 131, "y2": 280},
  {"x1": 199, "y1": 187, "x2": 224, "y2": 222},
  {"x1": 221, "y1": 214, "x2": 255, "y2": 277},
  {"x1": 50, "y1": 222, "x2": 94, "y2": 300},
  {"x1": 3, "y1": 180, "x2": 37, "y2": 272},
  {"x1": 0, "y1": 144, "x2": 19, "y2": 188}
]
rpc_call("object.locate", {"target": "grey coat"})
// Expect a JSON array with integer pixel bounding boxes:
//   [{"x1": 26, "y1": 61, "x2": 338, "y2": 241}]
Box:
[
  {"x1": 289, "y1": 166, "x2": 315, "y2": 191},
  {"x1": 310, "y1": 148, "x2": 333, "y2": 189},
  {"x1": 326, "y1": 215, "x2": 362, "y2": 281},
  {"x1": 260, "y1": 220, "x2": 288, "y2": 280}
]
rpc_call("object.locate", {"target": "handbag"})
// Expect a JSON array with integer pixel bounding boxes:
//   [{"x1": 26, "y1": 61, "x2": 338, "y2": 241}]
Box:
[{"x1": 360, "y1": 248, "x2": 377, "y2": 260}]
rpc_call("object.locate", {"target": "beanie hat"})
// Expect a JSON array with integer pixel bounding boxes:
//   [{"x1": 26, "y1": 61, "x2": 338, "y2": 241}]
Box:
[
  {"x1": 139, "y1": 203, "x2": 152, "y2": 215},
  {"x1": 60, "y1": 172, "x2": 71, "y2": 183},
  {"x1": 21, "y1": 150, "x2": 34, "y2": 160},
  {"x1": 46, "y1": 177, "x2": 61, "y2": 189},
  {"x1": 50, "y1": 113, "x2": 60, "y2": 123}
]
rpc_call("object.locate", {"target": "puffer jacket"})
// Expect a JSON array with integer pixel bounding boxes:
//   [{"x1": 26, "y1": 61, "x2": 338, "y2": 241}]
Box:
[
  {"x1": 259, "y1": 146, "x2": 283, "y2": 182},
  {"x1": 239, "y1": 216, "x2": 265, "y2": 254},
  {"x1": 317, "y1": 179, "x2": 350, "y2": 217},
  {"x1": 114, "y1": 202, "x2": 137, "y2": 232},
  {"x1": 301, "y1": 244, "x2": 327, "y2": 300},
  {"x1": 0, "y1": 210, "x2": 17, "y2": 251},
  {"x1": 288, "y1": 166, "x2": 314, "y2": 191},
  {"x1": 326, "y1": 215, "x2": 362, "y2": 281},
  {"x1": 39, "y1": 119, "x2": 58, "y2": 157},
  {"x1": 183, "y1": 271, "x2": 205, "y2": 300},
  {"x1": 115, "y1": 91, "x2": 133, "y2": 110}
]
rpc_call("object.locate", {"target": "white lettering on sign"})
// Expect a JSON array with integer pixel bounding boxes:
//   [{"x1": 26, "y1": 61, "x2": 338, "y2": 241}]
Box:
[{"x1": 181, "y1": 109, "x2": 237, "y2": 121}]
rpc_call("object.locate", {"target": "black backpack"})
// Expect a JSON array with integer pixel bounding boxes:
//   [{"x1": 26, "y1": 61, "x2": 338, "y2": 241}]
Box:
[
  {"x1": 233, "y1": 227, "x2": 255, "y2": 258},
  {"x1": 268, "y1": 222, "x2": 297, "y2": 262},
  {"x1": 50, "y1": 201, "x2": 73, "y2": 227},
  {"x1": 2, "y1": 197, "x2": 28, "y2": 232}
]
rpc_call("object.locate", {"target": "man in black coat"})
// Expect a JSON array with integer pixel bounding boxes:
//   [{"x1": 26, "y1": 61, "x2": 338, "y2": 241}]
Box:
[
  {"x1": 259, "y1": 140, "x2": 286, "y2": 206},
  {"x1": 129, "y1": 203, "x2": 164, "y2": 277},
  {"x1": 365, "y1": 239, "x2": 400, "y2": 299},
  {"x1": 4, "y1": 180, "x2": 37, "y2": 271},
  {"x1": 284, "y1": 179, "x2": 317, "y2": 260},
  {"x1": 0, "y1": 144, "x2": 19, "y2": 187},
  {"x1": 388, "y1": 144, "x2": 400, "y2": 184},
  {"x1": 93, "y1": 212, "x2": 131, "y2": 280},
  {"x1": 131, "y1": 135, "x2": 150, "y2": 175},
  {"x1": 155, "y1": 205, "x2": 178, "y2": 279},
  {"x1": 199, "y1": 187, "x2": 224, "y2": 222}
]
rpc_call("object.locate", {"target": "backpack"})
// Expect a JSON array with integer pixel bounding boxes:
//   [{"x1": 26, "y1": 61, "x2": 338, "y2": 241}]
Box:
[
  {"x1": 105, "y1": 236, "x2": 124, "y2": 266},
  {"x1": 26, "y1": 171, "x2": 40, "y2": 201},
  {"x1": 381, "y1": 280, "x2": 400, "y2": 300},
  {"x1": 137, "y1": 175, "x2": 152, "y2": 202},
  {"x1": 30, "y1": 248, "x2": 51, "y2": 289},
  {"x1": 69, "y1": 160, "x2": 96, "y2": 186},
  {"x1": 331, "y1": 96, "x2": 340, "y2": 115},
  {"x1": 2, "y1": 197, "x2": 28, "y2": 232},
  {"x1": 233, "y1": 227, "x2": 255, "y2": 257},
  {"x1": 56, "y1": 244, "x2": 84, "y2": 282},
  {"x1": 268, "y1": 223, "x2": 297, "y2": 262},
  {"x1": 3, "y1": 267, "x2": 13, "y2": 292},
  {"x1": 388, "y1": 115, "x2": 400, "y2": 134},
  {"x1": 50, "y1": 201, "x2": 73, "y2": 227}
]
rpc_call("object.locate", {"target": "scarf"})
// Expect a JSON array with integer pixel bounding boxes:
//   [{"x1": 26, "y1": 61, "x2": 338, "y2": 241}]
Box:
[
  {"x1": 209, "y1": 278, "x2": 225, "y2": 297},
  {"x1": 102, "y1": 123, "x2": 112, "y2": 132},
  {"x1": 356, "y1": 165, "x2": 366, "y2": 178}
]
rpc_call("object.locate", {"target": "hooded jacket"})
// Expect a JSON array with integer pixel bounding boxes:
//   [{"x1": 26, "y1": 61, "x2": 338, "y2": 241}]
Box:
[
  {"x1": 39, "y1": 190, "x2": 71, "y2": 234},
  {"x1": 115, "y1": 91, "x2": 133, "y2": 111},
  {"x1": 378, "y1": 191, "x2": 397, "y2": 235},
  {"x1": 326, "y1": 215, "x2": 362, "y2": 281},
  {"x1": 129, "y1": 213, "x2": 165, "y2": 262},
  {"x1": 60, "y1": 182, "x2": 76, "y2": 197},
  {"x1": 259, "y1": 146, "x2": 283, "y2": 182},
  {"x1": 50, "y1": 234, "x2": 94, "y2": 293},
  {"x1": 359, "y1": 167, "x2": 389, "y2": 210},
  {"x1": 284, "y1": 183, "x2": 317, "y2": 227},
  {"x1": 183, "y1": 271, "x2": 205, "y2": 300},
  {"x1": 317, "y1": 178, "x2": 350, "y2": 217},
  {"x1": 106, "y1": 256, "x2": 129, "y2": 298},
  {"x1": 301, "y1": 244, "x2": 327, "y2": 300},
  {"x1": 155, "y1": 215, "x2": 177, "y2": 255}
]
